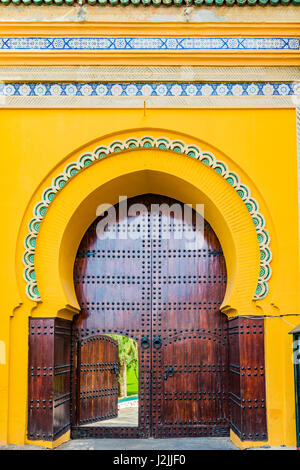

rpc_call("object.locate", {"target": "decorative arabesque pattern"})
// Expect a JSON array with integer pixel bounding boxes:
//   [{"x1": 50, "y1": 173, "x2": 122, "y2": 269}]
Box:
[{"x1": 23, "y1": 136, "x2": 272, "y2": 301}]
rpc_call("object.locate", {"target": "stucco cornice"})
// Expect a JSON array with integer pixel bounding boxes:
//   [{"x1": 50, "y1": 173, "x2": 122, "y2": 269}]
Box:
[
  {"x1": 0, "y1": 21, "x2": 299, "y2": 36},
  {"x1": 0, "y1": 22, "x2": 299, "y2": 66}
]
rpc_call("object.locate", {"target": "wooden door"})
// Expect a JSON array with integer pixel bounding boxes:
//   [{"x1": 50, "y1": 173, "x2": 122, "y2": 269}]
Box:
[
  {"x1": 72, "y1": 196, "x2": 152, "y2": 437},
  {"x1": 76, "y1": 335, "x2": 119, "y2": 426},
  {"x1": 72, "y1": 194, "x2": 228, "y2": 438},
  {"x1": 151, "y1": 200, "x2": 228, "y2": 437}
]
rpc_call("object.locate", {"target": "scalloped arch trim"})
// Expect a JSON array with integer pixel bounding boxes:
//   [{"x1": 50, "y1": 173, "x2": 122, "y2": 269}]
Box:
[{"x1": 23, "y1": 135, "x2": 272, "y2": 301}]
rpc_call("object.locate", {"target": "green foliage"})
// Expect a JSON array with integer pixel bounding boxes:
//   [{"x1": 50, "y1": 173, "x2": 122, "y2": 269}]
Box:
[
  {"x1": 108, "y1": 334, "x2": 139, "y2": 380},
  {"x1": 126, "y1": 365, "x2": 139, "y2": 396}
]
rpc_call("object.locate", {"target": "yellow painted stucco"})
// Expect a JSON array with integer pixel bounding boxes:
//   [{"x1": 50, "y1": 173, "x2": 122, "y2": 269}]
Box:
[{"x1": 0, "y1": 107, "x2": 299, "y2": 447}]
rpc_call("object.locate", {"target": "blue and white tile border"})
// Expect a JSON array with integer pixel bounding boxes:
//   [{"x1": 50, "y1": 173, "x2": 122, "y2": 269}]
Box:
[
  {"x1": 0, "y1": 81, "x2": 298, "y2": 97},
  {"x1": 0, "y1": 37, "x2": 299, "y2": 52},
  {"x1": 23, "y1": 135, "x2": 272, "y2": 302}
]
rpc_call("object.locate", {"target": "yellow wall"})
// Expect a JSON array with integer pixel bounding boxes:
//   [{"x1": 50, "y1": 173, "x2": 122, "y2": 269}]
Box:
[{"x1": 0, "y1": 108, "x2": 299, "y2": 447}]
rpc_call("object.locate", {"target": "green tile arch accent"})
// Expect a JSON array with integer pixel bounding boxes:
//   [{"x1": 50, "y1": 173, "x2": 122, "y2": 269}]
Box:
[
  {"x1": 23, "y1": 135, "x2": 272, "y2": 301},
  {"x1": 1, "y1": 0, "x2": 299, "y2": 4}
]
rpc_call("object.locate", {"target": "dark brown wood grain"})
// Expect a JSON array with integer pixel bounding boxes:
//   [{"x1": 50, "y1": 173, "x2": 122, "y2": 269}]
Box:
[
  {"x1": 151, "y1": 197, "x2": 228, "y2": 437},
  {"x1": 228, "y1": 317, "x2": 267, "y2": 441},
  {"x1": 28, "y1": 317, "x2": 72, "y2": 441},
  {"x1": 53, "y1": 318, "x2": 72, "y2": 439},
  {"x1": 76, "y1": 335, "x2": 119, "y2": 425}
]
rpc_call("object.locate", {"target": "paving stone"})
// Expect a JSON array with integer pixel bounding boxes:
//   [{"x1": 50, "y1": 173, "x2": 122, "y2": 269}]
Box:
[
  {"x1": 57, "y1": 437, "x2": 238, "y2": 450},
  {"x1": 2, "y1": 438, "x2": 296, "y2": 451}
]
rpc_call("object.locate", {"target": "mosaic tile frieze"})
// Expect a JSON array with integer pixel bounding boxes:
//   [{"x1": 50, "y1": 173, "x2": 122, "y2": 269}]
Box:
[
  {"x1": 0, "y1": 37, "x2": 299, "y2": 52},
  {"x1": 0, "y1": 82, "x2": 298, "y2": 97}
]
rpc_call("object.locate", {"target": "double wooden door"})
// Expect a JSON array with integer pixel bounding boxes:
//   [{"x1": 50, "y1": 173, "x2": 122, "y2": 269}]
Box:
[{"x1": 72, "y1": 194, "x2": 229, "y2": 438}]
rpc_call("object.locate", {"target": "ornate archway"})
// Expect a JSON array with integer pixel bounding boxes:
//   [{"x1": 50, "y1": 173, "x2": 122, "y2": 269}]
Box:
[{"x1": 21, "y1": 133, "x2": 271, "y2": 316}]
